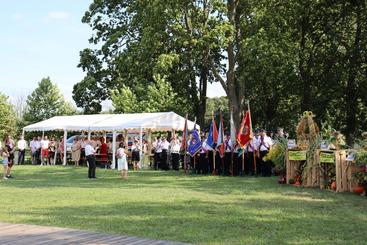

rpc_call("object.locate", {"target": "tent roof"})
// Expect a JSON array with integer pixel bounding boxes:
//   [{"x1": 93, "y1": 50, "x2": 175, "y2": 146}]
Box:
[{"x1": 23, "y1": 112, "x2": 198, "y2": 132}]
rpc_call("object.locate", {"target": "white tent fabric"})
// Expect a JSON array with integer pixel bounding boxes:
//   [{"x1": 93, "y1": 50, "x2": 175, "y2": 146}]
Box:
[
  {"x1": 89, "y1": 112, "x2": 197, "y2": 132},
  {"x1": 23, "y1": 112, "x2": 198, "y2": 132}
]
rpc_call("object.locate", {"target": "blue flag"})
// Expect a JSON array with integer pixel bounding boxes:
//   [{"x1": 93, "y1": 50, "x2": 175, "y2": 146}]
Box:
[
  {"x1": 207, "y1": 113, "x2": 218, "y2": 150},
  {"x1": 188, "y1": 124, "x2": 202, "y2": 156},
  {"x1": 207, "y1": 123, "x2": 215, "y2": 150}
]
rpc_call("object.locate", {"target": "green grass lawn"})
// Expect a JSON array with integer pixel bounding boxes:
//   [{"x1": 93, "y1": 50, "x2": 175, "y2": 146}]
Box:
[{"x1": 0, "y1": 166, "x2": 366, "y2": 244}]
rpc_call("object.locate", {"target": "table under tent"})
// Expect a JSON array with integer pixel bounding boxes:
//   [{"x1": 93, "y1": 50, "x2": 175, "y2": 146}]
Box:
[{"x1": 23, "y1": 112, "x2": 198, "y2": 168}]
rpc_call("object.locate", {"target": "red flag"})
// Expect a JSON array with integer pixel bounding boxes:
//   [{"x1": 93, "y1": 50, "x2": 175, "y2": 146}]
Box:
[
  {"x1": 212, "y1": 112, "x2": 218, "y2": 146},
  {"x1": 217, "y1": 112, "x2": 225, "y2": 158},
  {"x1": 236, "y1": 111, "x2": 251, "y2": 148}
]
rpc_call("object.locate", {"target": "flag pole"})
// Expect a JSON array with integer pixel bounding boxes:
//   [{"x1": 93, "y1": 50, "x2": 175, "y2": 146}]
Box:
[
  {"x1": 212, "y1": 149, "x2": 216, "y2": 175},
  {"x1": 247, "y1": 100, "x2": 256, "y2": 174},
  {"x1": 184, "y1": 114, "x2": 188, "y2": 174},
  {"x1": 230, "y1": 107, "x2": 234, "y2": 177},
  {"x1": 212, "y1": 111, "x2": 216, "y2": 175},
  {"x1": 242, "y1": 110, "x2": 246, "y2": 175},
  {"x1": 231, "y1": 151, "x2": 234, "y2": 176},
  {"x1": 220, "y1": 111, "x2": 224, "y2": 176},
  {"x1": 192, "y1": 116, "x2": 197, "y2": 174},
  {"x1": 242, "y1": 149, "x2": 245, "y2": 176},
  {"x1": 193, "y1": 153, "x2": 196, "y2": 174}
]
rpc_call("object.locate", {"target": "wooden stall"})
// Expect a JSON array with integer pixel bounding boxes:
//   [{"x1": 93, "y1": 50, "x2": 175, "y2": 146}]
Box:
[
  {"x1": 286, "y1": 149, "x2": 319, "y2": 187},
  {"x1": 335, "y1": 151, "x2": 357, "y2": 192}
]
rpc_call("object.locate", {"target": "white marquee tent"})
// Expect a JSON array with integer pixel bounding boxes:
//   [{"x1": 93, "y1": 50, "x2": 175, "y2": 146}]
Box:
[{"x1": 23, "y1": 111, "x2": 198, "y2": 168}]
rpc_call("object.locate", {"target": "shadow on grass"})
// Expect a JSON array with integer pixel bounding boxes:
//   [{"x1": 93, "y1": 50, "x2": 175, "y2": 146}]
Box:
[
  {"x1": 6, "y1": 166, "x2": 367, "y2": 200},
  {"x1": 11, "y1": 196, "x2": 367, "y2": 245},
  {"x1": 3, "y1": 166, "x2": 367, "y2": 244}
]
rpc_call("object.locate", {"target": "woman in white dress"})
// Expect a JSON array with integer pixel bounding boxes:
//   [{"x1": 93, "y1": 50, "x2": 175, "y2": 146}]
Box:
[{"x1": 116, "y1": 142, "x2": 128, "y2": 179}]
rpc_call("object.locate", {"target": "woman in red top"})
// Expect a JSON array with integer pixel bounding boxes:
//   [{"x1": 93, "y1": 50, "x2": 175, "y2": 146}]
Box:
[{"x1": 99, "y1": 137, "x2": 108, "y2": 164}]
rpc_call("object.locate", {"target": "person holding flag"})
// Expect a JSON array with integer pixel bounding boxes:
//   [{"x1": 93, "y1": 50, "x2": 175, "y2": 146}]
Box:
[
  {"x1": 229, "y1": 110, "x2": 237, "y2": 176},
  {"x1": 236, "y1": 101, "x2": 255, "y2": 176},
  {"x1": 245, "y1": 137, "x2": 258, "y2": 176},
  {"x1": 224, "y1": 134, "x2": 233, "y2": 176},
  {"x1": 206, "y1": 112, "x2": 218, "y2": 175},
  {"x1": 216, "y1": 112, "x2": 225, "y2": 175},
  {"x1": 236, "y1": 111, "x2": 252, "y2": 175},
  {"x1": 199, "y1": 133, "x2": 210, "y2": 174},
  {"x1": 188, "y1": 123, "x2": 202, "y2": 173},
  {"x1": 180, "y1": 115, "x2": 189, "y2": 172}
]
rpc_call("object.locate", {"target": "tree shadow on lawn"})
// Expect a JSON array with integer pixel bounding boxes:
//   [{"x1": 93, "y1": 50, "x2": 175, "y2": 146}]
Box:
[
  {"x1": 10, "y1": 194, "x2": 367, "y2": 245},
  {"x1": 7, "y1": 166, "x2": 367, "y2": 205},
  {"x1": 7, "y1": 166, "x2": 185, "y2": 189}
]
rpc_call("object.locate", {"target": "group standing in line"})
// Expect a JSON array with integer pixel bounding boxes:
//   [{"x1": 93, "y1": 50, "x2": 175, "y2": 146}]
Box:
[
  {"x1": 150, "y1": 127, "x2": 287, "y2": 177},
  {"x1": 0, "y1": 127, "x2": 287, "y2": 180}
]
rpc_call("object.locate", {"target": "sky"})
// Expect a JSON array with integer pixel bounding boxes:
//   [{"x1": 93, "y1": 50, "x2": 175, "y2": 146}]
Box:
[{"x1": 0, "y1": 0, "x2": 226, "y2": 109}]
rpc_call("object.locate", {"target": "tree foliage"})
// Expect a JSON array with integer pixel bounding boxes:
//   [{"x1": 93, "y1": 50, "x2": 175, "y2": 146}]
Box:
[
  {"x1": 24, "y1": 77, "x2": 76, "y2": 124},
  {"x1": 77, "y1": 0, "x2": 367, "y2": 143},
  {"x1": 111, "y1": 75, "x2": 179, "y2": 113},
  {"x1": 0, "y1": 93, "x2": 17, "y2": 140}
]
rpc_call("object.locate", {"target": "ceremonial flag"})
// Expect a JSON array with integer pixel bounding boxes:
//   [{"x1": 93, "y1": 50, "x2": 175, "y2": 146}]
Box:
[
  {"x1": 188, "y1": 122, "x2": 202, "y2": 156},
  {"x1": 236, "y1": 111, "x2": 252, "y2": 148},
  {"x1": 230, "y1": 110, "x2": 237, "y2": 147},
  {"x1": 180, "y1": 114, "x2": 188, "y2": 152},
  {"x1": 216, "y1": 112, "x2": 225, "y2": 158},
  {"x1": 206, "y1": 112, "x2": 218, "y2": 150},
  {"x1": 238, "y1": 148, "x2": 244, "y2": 157}
]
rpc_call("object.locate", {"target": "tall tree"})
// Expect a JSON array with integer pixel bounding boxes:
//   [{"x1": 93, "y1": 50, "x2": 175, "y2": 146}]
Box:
[
  {"x1": 111, "y1": 74, "x2": 179, "y2": 113},
  {"x1": 24, "y1": 77, "x2": 76, "y2": 124},
  {"x1": 0, "y1": 93, "x2": 17, "y2": 140},
  {"x1": 76, "y1": 0, "x2": 367, "y2": 142}
]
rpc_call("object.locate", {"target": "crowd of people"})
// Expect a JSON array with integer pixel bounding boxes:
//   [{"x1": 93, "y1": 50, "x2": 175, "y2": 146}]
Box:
[
  {"x1": 0, "y1": 127, "x2": 287, "y2": 180},
  {"x1": 151, "y1": 128, "x2": 287, "y2": 177}
]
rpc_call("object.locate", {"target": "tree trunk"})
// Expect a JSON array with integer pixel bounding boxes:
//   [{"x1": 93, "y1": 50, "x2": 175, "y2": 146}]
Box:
[
  {"x1": 196, "y1": 1, "x2": 209, "y2": 127},
  {"x1": 299, "y1": 14, "x2": 312, "y2": 112},
  {"x1": 345, "y1": 5, "x2": 362, "y2": 145},
  {"x1": 197, "y1": 55, "x2": 208, "y2": 127},
  {"x1": 210, "y1": 0, "x2": 243, "y2": 128}
]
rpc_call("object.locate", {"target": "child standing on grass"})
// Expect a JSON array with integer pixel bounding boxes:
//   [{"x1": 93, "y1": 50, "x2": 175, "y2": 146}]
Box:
[
  {"x1": 117, "y1": 142, "x2": 128, "y2": 179},
  {"x1": 1, "y1": 147, "x2": 9, "y2": 180}
]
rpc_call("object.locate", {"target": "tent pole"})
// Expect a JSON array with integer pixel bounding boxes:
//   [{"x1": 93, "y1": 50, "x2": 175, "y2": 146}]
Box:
[
  {"x1": 147, "y1": 129, "x2": 152, "y2": 168},
  {"x1": 42, "y1": 131, "x2": 44, "y2": 138},
  {"x1": 124, "y1": 130, "x2": 128, "y2": 147},
  {"x1": 139, "y1": 127, "x2": 143, "y2": 169},
  {"x1": 88, "y1": 131, "x2": 91, "y2": 141},
  {"x1": 112, "y1": 131, "x2": 116, "y2": 170},
  {"x1": 63, "y1": 130, "x2": 67, "y2": 166}
]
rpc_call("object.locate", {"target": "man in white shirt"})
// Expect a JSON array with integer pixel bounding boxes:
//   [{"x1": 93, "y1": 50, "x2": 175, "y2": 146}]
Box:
[
  {"x1": 170, "y1": 138, "x2": 180, "y2": 171},
  {"x1": 245, "y1": 137, "x2": 258, "y2": 176},
  {"x1": 161, "y1": 137, "x2": 170, "y2": 170},
  {"x1": 153, "y1": 136, "x2": 162, "y2": 170},
  {"x1": 257, "y1": 129, "x2": 273, "y2": 177},
  {"x1": 85, "y1": 141, "x2": 97, "y2": 179},
  {"x1": 224, "y1": 134, "x2": 233, "y2": 176},
  {"x1": 35, "y1": 136, "x2": 42, "y2": 165},
  {"x1": 17, "y1": 136, "x2": 27, "y2": 165},
  {"x1": 199, "y1": 135, "x2": 210, "y2": 174}
]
